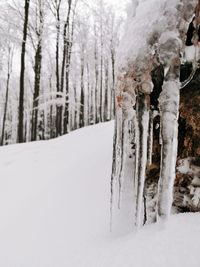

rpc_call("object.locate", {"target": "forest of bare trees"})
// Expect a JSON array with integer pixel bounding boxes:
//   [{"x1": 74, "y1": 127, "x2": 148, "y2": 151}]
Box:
[{"x1": 0, "y1": 0, "x2": 123, "y2": 145}]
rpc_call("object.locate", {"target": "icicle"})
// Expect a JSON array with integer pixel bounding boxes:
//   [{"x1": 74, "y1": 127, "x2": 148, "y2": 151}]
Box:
[
  {"x1": 110, "y1": 99, "x2": 125, "y2": 230},
  {"x1": 157, "y1": 79, "x2": 180, "y2": 220},
  {"x1": 147, "y1": 110, "x2": 154, "y2": 166},
  {"x1": 110, "y1": 0, "x2": 197, "y2": 232},
  {"x1": 181, "y1": 44, "x2": 199, "y2": 89},
  {"x1": 110, "y1": 118, "x2": 118, "y2": 231},
  {"x1": 133, "y1": 111, "x2": 139, "y2": 202},
  {"x1": 118, "y1": 118, "x2": 125, "y2": 209},
  {"x1": 156, "y1": 31, "x2": 181, "y2": 220},
  {"x1": 135, "y1": 93, "x2": 150, "y2": 228},
  {"x1": 180, "y1": 66, "x2": 197, "y2": 89},
  {"x1": 110, "y1": 89, "x2": 138, "y2": 233},
  {"x1": 113, "y1": 107, "x2": 124, "y2": 208}
]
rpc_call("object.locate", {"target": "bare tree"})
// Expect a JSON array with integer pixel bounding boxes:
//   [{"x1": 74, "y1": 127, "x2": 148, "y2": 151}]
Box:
[
  {"x1": 31, "y1": 0, "x2": 44, "y2": 141},
  {"x1": 63, "y1": 0, "x2": 77, "y2": 134},
  {"x1": 1, "y1": 45, "x2": 13, "y2": 146},
  {"x1": 0, "y1": 0, "x2": 119, "y2": 145},
  {"x1": 57, "y1": 0, "x2": 73, "y2": 135},
  {"x1": 17, "y1": 0, "x2": 31, "y2": 143}
]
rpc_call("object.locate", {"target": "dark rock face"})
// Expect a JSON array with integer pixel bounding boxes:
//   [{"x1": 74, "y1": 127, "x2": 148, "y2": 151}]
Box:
[
  {"x1": 145, "y1": 64, "x2": 200, "y2": 221},
  {"x1": 175, "y1": 66, "x2": 200, "y2": 212},
  {"x1": 179, "y1": 68, "x2": 200, "y2": 157},
  {"x1": 150, "y1": 66, "x2": 164, "y2": 110}
]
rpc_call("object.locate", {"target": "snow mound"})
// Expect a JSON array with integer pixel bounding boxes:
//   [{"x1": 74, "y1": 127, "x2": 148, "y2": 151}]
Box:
[{"x1": 0, "y1": 121, "x2": 200, "y2": 267}]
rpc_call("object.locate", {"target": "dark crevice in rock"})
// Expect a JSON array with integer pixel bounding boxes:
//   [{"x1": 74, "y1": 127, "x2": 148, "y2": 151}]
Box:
[{"x1": 145, "y1": 63, "x2": 200, "y2": 221}]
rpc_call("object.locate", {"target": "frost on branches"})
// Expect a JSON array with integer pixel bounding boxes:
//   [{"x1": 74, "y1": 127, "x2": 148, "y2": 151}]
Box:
[{"x1": 110, "y1": 0, "x2": 197, "y2": 233}]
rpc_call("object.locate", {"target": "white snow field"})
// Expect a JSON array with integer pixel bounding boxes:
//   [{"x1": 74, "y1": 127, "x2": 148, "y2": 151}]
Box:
[{"x1": 0, "y1": 121, "x2": 200, "y2": 267}]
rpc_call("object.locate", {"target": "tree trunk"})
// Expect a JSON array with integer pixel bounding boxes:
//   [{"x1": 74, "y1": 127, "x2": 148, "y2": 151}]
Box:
[
  {"x1": 99, "y1": 26, "x2": 103, "y2": 122},
  {"x1": 94, "y1": 24, "x2": 99, "y2": 124},
  {"x1": 17, "y1": 0, "x2": 30, "y2": 143},
  {"x1": 1, "y1": 64, "x2": 11, "y2": 145},
  {"x1": 63, "y1": 0, "x2": 75, "y2": 134},
  {"x1": 111, "y1": 50, "x2": 115, "y2": 119},
  {"x1": 58, "y1": 0, "x2": 72, "y2": 136},
  {"x1": 54, "y1": 0, "x2": 62, "y2": 137},
  {"x1": 104, "y1": 59, "x2": 109, "y2": 121},
  {"x1": 79, "y1": 53, "x2": 85, "y2": 128},
  {"x1": 31, "y1": 1, "x2": 43, "y2": 141},
  {"x1": 31, "y1": 42, "x2": 43, "y2": 141}
]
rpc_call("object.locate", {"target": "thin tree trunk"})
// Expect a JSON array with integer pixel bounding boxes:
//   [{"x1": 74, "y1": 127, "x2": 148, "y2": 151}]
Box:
[
  {"x1": 55, "y1": 0, "x2": 61, "y2": 137},
  {"x1": 99, "y1": 28, "x2": 103, "y2": 122},
  {"x1": 58, "y1": 0, "x2": 72, "y2": 135},
  {"x1": 63, "y1": 0, "x2": 76, "y2": 134},
  {"x1": 104, "y1": 59, "x2": 109, "y2": 121},
  {"x1": 17, "y1": 0, "x2": 30, "y2": 143},
  {"x1": 111, "y1": 50, "x2": 115, "y2": 118},
  {"x1": 74, "y1": 83, "x2": 78, "y2": 129},
  {"x1": 31, "y1": 42, "x2": 42, "y2": 141},
  {"x1": 87, "y1": 62, "x2": 90, "y2": 125},
  {"x1": 1, "y1": 59, "x2": 11, "y2": 145},
  {"x1": 79, "y1": 53, "x2": 85, "y2": 128},
  {"x1": 94, "y1": 24, "x2": 99, "y2": 124},
  {"x1": 31, "y1": 1, "x2": 43, "y2": 141}
]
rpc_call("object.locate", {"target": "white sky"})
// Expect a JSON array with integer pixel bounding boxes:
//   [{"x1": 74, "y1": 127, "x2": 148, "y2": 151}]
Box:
[
  {"x1": 105, "y1": 0, "x2": 131, "y2": 15},
  {"x1": 105, "y1": 0, "x2": 131, "y2": 8},
  {"x1": 93, "y1": 0, "x2": 131, "y2": 16}
]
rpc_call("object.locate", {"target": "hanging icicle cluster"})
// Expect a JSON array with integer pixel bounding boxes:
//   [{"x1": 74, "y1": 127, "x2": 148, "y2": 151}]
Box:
[{"x1": 111, "y1": 0, "x2": 197, "y2": 233}]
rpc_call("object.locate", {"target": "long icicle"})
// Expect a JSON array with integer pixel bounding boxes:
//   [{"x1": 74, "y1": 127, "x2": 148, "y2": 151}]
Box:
[
  {"x1": 110, "y1": 117, "x2": 118, "y2": 231},
  {"x1": 135, "y1": 93, "x2": 150, "y2": 228},
  {"x1": 147, "y1": 110, "x2": 154, "y2": 166}
]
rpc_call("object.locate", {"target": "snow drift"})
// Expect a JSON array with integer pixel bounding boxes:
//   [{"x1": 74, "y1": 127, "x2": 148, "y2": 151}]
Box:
[{"x1": 0, "y1": 121, "x2": 200, "y2": 266}]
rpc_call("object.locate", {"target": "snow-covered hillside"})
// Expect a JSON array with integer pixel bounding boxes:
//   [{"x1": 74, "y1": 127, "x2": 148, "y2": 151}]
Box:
[{"x1": 0, "y1": 121, "x2": 200, "y2": 267}]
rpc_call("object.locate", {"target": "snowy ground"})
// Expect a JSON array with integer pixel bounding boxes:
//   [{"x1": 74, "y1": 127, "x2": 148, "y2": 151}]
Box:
[{"x1": 0, "y1": 121, "x2": 200, "y2": 267}]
